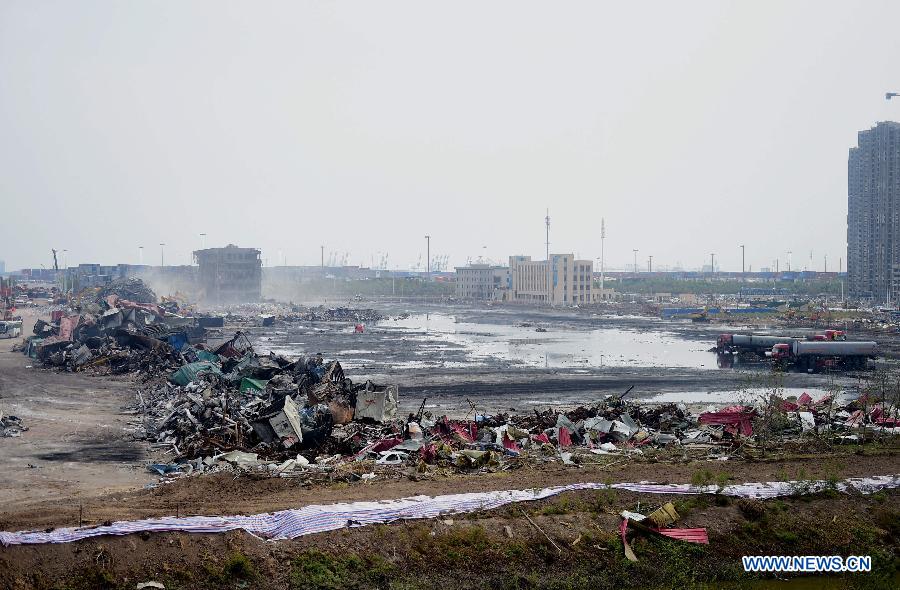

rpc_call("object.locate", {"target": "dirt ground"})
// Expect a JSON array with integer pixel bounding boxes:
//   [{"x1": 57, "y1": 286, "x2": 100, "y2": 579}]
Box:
[
  {"x1": 0, "y1": 309, "x2": 154, "y2": 512},
  {"x1": 1, "y1": 473, "x2": 898, "y2": 589}
]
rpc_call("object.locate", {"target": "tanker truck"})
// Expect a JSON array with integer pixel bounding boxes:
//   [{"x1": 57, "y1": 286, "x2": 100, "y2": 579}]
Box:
[
  {"x1": 770, "y1": 340, "x2": 877, "y2": 372},
  {"x1": 716, "y1": 333, "x2": 800, "y2": 355}
]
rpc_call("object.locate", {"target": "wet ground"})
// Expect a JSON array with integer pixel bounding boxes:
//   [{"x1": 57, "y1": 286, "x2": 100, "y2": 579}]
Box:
[{"x1": 246, "y1": 302, "x2": 860, "y2": 416}]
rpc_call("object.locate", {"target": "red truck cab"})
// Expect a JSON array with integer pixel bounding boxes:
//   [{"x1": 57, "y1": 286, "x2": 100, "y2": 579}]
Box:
[
  {"x1": 771, "y1": 343, "x2": 791, "y2": 360},
  {"x1": 824, "y1": 330, "x2": 846, "y2": 341}
]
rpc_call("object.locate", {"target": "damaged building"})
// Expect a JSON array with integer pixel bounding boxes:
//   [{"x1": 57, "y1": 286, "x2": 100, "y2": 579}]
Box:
[{"x1": 194, "y1": 245, "x2": 262, "y2": 304}]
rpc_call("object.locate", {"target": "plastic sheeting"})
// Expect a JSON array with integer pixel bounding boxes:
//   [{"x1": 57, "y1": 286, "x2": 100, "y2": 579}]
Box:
[{"x1": 1, "y1": 475, "x2": 897, "y2": 547}]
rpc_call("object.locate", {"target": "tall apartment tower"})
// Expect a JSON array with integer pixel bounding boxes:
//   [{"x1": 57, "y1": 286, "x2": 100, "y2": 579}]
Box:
[{"x1": 848, "y1": 121, "x2": 900, "y2": 301}]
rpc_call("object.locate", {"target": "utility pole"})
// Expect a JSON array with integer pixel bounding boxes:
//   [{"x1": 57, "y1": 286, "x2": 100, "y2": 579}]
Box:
[
  {"x1": 138, "y1": 246, "x2": 143, "y2": 265},
  {"x1": 545, "y1": 210, "x2": 551, "y2": 305},
  {"x1": 545, "y1": 209, "x2": 550, "y2": 261},
  {"x1": 710, "y1": 253, "x2": 715, "y2": 275},
  {"x1": 633, "y1": 249, "x2": 638, "y2": 274},
  {"x1": 824, "y1": 254, "x2": 827, "y2": 273},
  {"x1": 600, "y1": 218, "x2": 605, "y2": 295},
  {"x1": 787, "y1": 251, "x2": 792, "y2": 272},
  {"x1": 425, "y1": 235, "x2": 431, "y2": 281},
  {"x1": 160, "y1": 243, "x2": 166, "y2": 267},
  {"x1": 320, "y1": 245, "x2": 324, "y2": 268},
  {"x1": 841, "y1": 257, "x2": 844, "y2": 303},
  {"x1": 740, "y1": 244, "x2": 745, "y2": 275},
  {"x1": 648, "y1": 255, "x2": 653, "y2": 273}
]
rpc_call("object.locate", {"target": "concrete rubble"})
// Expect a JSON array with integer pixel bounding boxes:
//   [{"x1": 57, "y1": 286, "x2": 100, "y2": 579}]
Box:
[{"x1": 1, "y1": 412, "x2": 28, "y2": 438}]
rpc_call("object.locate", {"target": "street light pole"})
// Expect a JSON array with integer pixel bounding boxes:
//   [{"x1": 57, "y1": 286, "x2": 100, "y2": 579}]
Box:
[
  {"x1": 160, "y1": 243, "x2": 166, "y2": 267},
  {"x1": 200, "y1": 233, "x2": 206, "y2": 250},
  {"x1": 740, "y1": 244, "x2": 745, "y2": 275},
  {"x1": 787, "y1": 251, "x2": 792, "y2": 272},
  {"x1": 633, "y1": 249, "x2": 638, "y2": 274},
  {"x1": 425, "y1": 235, "x2": 431, "y2": 281},
  {"x1": 138, "y1": 246, "x2": 143, "y2": 265},
  {"x1": 648, "y1": 255, "x2": 653, "y2": 273},
  {"x1": 600, "y1": 218, "x2": 605, "y2": 294},
  {"x1": 710, "y1": 253, "x2": 715, "y2": 275}
]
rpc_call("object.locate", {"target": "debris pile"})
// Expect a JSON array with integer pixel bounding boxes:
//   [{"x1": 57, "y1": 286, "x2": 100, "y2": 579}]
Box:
[
  {"x1": 18, "y1": 279, "x2": 201, "y2": 374},
  {"x1": 98, "y1": 277, "x2": 158, "y2": 304},
  {"x1": 297, "y1": 306, "x2": 383, "y2": 323},
  {"x1": 1, "y1": 412, "x2": 28, "y2": 438},
  {"x1": 134, "y1": 332, "x2": 393, "y2": 460}
]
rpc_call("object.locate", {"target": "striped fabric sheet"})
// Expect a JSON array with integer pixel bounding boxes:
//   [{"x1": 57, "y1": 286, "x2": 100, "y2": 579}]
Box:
[{"x1": 2, "y1": 475, "x2": 897, "y2": 547}]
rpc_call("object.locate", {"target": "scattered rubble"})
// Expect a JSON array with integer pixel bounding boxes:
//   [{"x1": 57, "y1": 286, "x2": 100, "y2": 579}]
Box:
[
  {"x1": 1, "y1": 412, "x2": 28, "y2": 438},
  {"x1": 296, "y1": 306, "x2": 383, "y2": 323},
  {"x1": 14, "y1": 278, "x2": 900, "y2": 486}
]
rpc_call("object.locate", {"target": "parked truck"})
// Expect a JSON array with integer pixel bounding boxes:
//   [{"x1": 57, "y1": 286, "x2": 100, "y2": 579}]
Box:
[
  {"x1": 717, "y1": 329, "x2": 847, "y2": 354},
  {"x1": 0, "y1": 320, "x2": 22, "y2": 339},
  {"x1": 716, "y1": 334, "x2": 799, "y2": 355},
  {"x1": 770, "y1": 340, "x2": 877, "y2": 372}
]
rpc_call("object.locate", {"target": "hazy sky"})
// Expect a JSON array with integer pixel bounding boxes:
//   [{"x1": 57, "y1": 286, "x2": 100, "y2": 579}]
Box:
[{"x1": 2, "y1": 1, "x2": 900, "y2": 273}]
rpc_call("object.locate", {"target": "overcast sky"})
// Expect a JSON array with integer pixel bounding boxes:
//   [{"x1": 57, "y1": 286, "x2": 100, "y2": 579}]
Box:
[{"x1": 2, "y1": 1, "x2": 899, "y2": 273}]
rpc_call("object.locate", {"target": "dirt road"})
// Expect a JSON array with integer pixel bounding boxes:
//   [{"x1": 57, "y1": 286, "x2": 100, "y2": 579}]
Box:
[{"x1": 0, "y1": 309, "x2": 154, "y2": 512}]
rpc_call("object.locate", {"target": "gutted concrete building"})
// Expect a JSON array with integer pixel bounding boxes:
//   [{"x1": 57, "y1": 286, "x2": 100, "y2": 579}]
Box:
[
  {"x1": 848, "y1": 122, "x2": 900, "y2": 301},
  {"x1": 454, "y1": 264, "x2": 509, "y2": 300},
  {"x1": 193, "y1": 244, "x2": 262, "y2": 304}
]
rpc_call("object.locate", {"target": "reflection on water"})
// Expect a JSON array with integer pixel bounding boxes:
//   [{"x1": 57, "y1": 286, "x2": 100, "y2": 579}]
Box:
[{"x1": 377, "y1": 313, "x2": 712, "y2": 369}]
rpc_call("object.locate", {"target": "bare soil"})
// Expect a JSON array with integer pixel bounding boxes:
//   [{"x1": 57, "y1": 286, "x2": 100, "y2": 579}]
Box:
[{"x1": 0, "y1": 309, "x2": 155, "y2": 513}]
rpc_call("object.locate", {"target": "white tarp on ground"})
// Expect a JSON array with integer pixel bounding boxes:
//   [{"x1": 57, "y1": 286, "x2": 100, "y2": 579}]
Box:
[{"x1": 1, "y1": 475, "x2": 897, "y2": 547}]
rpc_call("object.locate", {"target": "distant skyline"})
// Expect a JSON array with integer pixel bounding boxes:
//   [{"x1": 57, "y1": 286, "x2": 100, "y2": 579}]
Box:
[{"x1": 2, "y1": 1, "x2": 900, "y2": 272}]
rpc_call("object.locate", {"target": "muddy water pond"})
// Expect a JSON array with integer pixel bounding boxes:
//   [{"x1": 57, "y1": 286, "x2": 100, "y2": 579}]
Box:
[{"x1": 254, "y1": 313, "x2": 715, "y2": 371}]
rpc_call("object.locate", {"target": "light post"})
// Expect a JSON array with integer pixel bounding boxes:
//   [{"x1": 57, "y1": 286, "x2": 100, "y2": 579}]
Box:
[
  {"x1": 160, "y1": 243, "x2": 166, "y2": 267},
  {"x1": 200, "y1": 233, "x2": 206, "y2": 250},
  {"x1": 600, "y1": 218, "x2": 605, "y2": 295},
  {"x1": 138, "y1": 246, "x2": 143, "y2": 265},
  {"x1": 787, "y1": 251, "x2": 792, "y2": 272},
  {"x1": 633, "y1": 249, "x2": 638, "y2": 274},
  {"x1": 710, "y1": 253, "x2": 715, "y2": 275},
  {"x1": 740, "y1": 244, "x2": 745, "y2": 275},
  {"x1": 425, "y1": 235, "x2": 431, "y2": 281},
  {"x1": 648, "y1": 255, "x2": 653, "y2": 273}
]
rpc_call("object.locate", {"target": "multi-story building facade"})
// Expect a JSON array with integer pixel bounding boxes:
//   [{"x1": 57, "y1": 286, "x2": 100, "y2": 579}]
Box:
[
  {"x1": 193, "y1": 244, "x2": 262, "y2": 304},
  {"x1": 848, "y1": 121, "x2": 900, "y2": 300},
  {"x1": 454, "y1": 264, "x2": 509, "y2": 300},
  {"x1": 508, "y1": 254, "x2": 592, "y2": 305}
]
